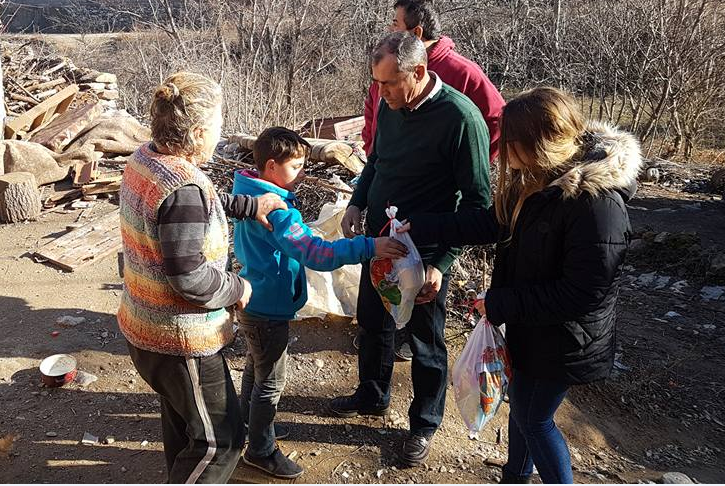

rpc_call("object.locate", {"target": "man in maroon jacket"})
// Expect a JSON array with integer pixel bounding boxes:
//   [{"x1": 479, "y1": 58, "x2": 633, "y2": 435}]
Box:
[
  {"x1": 357, "y1": 0, "x2": 505, "y2": 361},
  {"x1": 362, "y1": 0, "x2": 505, "y2": 160}
]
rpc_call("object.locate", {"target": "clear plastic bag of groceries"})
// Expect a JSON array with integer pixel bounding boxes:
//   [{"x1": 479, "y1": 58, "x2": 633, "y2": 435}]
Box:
[
  {"x1": 452, "y1": 314, "x2": 512, "y2": 438},
  {"x1": 369, "y1": 206, "x2": 426, "y2": 328}
]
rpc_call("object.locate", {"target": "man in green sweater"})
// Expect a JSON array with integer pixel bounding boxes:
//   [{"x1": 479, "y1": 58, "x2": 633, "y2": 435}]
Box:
[{"x1": 330, "y1": 31, "x2": 491, "y2": 467}]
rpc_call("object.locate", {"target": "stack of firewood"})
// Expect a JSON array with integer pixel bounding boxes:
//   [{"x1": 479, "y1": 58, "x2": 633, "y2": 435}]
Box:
[{"x1": 2, "y1": 43, "x2": 120, "y2": 118}]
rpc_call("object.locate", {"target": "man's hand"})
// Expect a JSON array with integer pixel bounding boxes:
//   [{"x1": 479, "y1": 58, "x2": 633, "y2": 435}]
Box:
[
  {"x1": 416, "y1": 265, "x2": 443, "y2": 304},
  {"x1": 373, "y1": 237, "x2": 408, "y2": 259},
  {"x1": 341, "y1": 205, "x2": 363, "y2": 238},
  {"x1": 474, "y1": 297, "x2": 486, "y2": 316},
  {"x1": 237, "y1": 278, "x2": 253, "y2": 309},
  {"x1": 255, "y1": 193, "x2": 287, "y2": 231}
]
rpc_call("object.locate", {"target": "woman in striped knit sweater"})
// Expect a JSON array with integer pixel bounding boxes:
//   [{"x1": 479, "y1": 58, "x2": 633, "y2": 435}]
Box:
[{"x1": 117, "y1": 72, "x2": 285, "y2": 483}]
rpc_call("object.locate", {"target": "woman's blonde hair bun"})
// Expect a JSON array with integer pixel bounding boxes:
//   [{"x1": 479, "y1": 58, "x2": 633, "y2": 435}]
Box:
[{"x1": 155, "y1": 82, "x2": 181, "y2": 103}]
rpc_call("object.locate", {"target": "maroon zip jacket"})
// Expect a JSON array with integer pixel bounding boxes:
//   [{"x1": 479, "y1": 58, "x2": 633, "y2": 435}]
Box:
[{"x1": 362, "y1": 36, "x2": 505, "y2": 160}]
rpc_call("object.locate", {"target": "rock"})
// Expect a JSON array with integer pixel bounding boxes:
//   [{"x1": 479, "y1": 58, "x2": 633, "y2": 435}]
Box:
[
  {"x1": 94, "y1": 73, "x2": 118, "y2": 84},
  {"x1": 56, "y1": 315, "x2": 86, "y2": 328},
  {"x1": 0, "y1": 172, "x2": 41, "y2": 223},
  {"x1": 74, "y1": 371, "x2": 98, "y2": 387},
  {"x1": 99, "y1": 90, "x2": 119, "y2": 101},
  {"x1": 45, "y1": 431, "x2": 57, "y2": 437},
  {"x1": 103, "y1": 436, "x2": 115, "y2": 445},
  {"x1": 140, "y1": 439, "x2": 149, "y2": 446},
  {"x1": 341, "y1": 471, "x2": 350, "y2": 479},
  {"x1": 665, "y1": 311, "x2": 682, "y2": 319},
  {"x1": 376, "y1": 469, "x2": 384, "y2": 478},
  {"x1": 440, "y1": 466, "x2": 447, "y2": 473},
  {"x1": 121, "y1": 466, "x2": 127, "y2": 473},
  {"x1": 314, "y1": 358, "x2": 325, "y2": 369},
  {"x1": 661, "y1": 472, "x2": 694, "y2": 484},
  {"x1": 709, "y1": 253, "x2": 725, "y2": 277}
]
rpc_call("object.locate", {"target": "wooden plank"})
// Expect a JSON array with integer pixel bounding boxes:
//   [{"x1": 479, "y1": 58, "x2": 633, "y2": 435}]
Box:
[
  {"x1": 73, "y1": 160, "x2": 99, "y2": 187},
  {"x1": 333, "y1": 115, "x2": 365, "y2": 141},
  {"x1": 4, "y1": 84, "x2": 79, "y2": 140},
  {"x1": 82, "y1": 180, "x2": 121, "y2": 196},
  {"x1": 35, "y1": 209, "x2": 121, "y2": 271}
]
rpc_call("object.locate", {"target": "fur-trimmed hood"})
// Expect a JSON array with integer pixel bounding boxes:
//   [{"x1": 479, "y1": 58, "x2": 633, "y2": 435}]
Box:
[{"x1": 550, "y1": 121, "x2": 643, "y2": 200}]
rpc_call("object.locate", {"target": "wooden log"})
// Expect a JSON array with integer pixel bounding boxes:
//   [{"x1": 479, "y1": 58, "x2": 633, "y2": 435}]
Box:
[
  {"x1": 82, "y1": 180, "x2": 121, "y2": 196},
  {"x1": 25, "y1": 78, "x2": 66, "y2": 92},
  {"x1": 9, "y1": 92, "x2": 39, "y2": 105},
  {"x1": 0, "y1": 172, "x2": 41, "y2": 223}
]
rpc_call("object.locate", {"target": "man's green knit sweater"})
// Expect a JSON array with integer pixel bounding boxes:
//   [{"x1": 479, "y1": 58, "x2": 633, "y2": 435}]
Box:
[{"x1": 350, "y1": 80, "x2": 491, "y2": 273}]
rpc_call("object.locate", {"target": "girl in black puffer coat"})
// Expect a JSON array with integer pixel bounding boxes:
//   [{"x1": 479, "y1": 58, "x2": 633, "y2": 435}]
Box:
[{"x1": 405, "y1": 87, "x2": 643, "y2": 484}]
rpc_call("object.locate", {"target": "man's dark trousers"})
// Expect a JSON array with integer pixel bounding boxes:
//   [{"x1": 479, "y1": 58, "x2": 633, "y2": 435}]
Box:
[{"x1": 356, "y1": 260, "x2": 450, "y2": 438}]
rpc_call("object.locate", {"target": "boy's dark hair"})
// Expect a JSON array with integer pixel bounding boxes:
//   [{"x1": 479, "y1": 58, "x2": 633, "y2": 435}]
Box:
[
  {"x1": 253, "y1": 126, "x2": 311, "y2": 172},
  {"x1": 393, "y1": 0, "x2": 441, "y2": 41}
]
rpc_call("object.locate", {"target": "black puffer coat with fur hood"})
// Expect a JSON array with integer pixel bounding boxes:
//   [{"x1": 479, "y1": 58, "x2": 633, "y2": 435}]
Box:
[{"x1": 409, "y1": 122, "x2": 643, "y2": 384}]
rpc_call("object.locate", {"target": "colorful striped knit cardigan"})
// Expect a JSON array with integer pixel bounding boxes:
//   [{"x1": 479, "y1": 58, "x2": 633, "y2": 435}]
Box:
[{"x1": 117, "y1": 143, "x2": 233, "y2": 357}]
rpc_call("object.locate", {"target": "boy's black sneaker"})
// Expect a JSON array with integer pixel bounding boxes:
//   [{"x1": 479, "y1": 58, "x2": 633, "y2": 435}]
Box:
[
  {"x1": 329, "y1": 393, "x2": 389, "y2": 418},
  {"x1": 242, "y1": 447, "x2": 303, "y2": 479}
]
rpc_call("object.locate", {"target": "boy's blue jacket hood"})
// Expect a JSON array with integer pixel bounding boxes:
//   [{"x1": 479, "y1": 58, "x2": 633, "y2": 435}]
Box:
[{"x1": 232, "y1": 169, "x2": 375, "y2": 321}]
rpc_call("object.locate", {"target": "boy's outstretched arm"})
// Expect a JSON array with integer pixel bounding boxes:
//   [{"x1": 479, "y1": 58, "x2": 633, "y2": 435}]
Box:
[{"x1": 266, "y1": 209, "x2": 406, "y2": 271}]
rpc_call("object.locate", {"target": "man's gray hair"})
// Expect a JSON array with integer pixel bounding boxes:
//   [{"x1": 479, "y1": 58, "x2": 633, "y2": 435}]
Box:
[{"x1": 371, "y1": 31, "x2": 427, "y2": 73}]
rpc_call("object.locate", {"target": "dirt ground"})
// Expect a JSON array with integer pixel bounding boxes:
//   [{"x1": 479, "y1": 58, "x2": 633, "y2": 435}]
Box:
[{"x1": 1, "y1": 166, "x2": 724, "y2": 484}]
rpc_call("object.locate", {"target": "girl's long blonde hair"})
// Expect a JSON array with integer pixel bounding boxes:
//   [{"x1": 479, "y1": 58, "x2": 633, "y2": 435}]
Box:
[
  {"x1": 495, "y1": 87, "x2": 586, "y2": 237},
  {"x1": 150, "y1": 71, "x2": 222, "y2": 161}
]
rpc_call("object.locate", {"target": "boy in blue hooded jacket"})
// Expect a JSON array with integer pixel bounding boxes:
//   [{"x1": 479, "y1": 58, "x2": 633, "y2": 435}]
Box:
[{"x1": 232, "y1": 127, "x2": 407, "y2": 478}]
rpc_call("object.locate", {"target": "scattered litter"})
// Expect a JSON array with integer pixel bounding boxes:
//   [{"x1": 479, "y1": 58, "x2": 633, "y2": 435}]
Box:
[
  {"x1": 56, "y1": 315, "x2": 86, "y2": 328},
  {"x1": 702, "y1": 324, "x2": 716, "y2": 331},
  {"x1": 74, "y1": 371, "x2": 98, "y2": 387},
  {"x1": 50, "y1": 331, "x2": 60, "y2": 337},
  {"x1": 341, "y1": 471, "x2": 350, "y2": 479},
  {"x1": 376, "y1": 469, "x2": 385, "y2": 479},
  {"x1": 344, "y1": 424, "x2": 352, "y2": 432},
  {"x1": 664, "y1": 311, "x2": 682, "y2": 319},
  {"x1": 45, "y1": 431, "x2": 57, "y2": 437},
  {"x1": 0, "y1": 434, "x2": 18, "y2": 457},
  {"x1": 140, "y1": 439, "x2": 149, "y2": 447},
  {"x1": 287, "y1": 450, "x2": 298, "y2": 460},
  {"x1": 121, "y1": 466, "x2": 127, "y2": 473},
  {"x1": 314, "y1": 358, "x2": 325, "y2": 370},
  {"x1": 81, "y1": 432, "x2": 99, "y2": 445},
  {"x1": 103, "y1": 436, "x2": 115, "y2": 445}
]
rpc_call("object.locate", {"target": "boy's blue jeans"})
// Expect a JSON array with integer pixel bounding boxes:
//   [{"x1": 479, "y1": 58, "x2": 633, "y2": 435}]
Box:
[
  {"x1": 237, "y1": 311, "x2": 289, "y2": 458},
  {"x1": 503, "y1": 370, "x2": 573, "y2": 484}
]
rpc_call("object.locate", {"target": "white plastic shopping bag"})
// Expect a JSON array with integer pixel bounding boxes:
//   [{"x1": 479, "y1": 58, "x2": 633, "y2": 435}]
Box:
[
  {"x1": 369, "y1": 206, "x2": 425, "y2": 328},
  {"x1": 452, "y1": 315, "x2": 512, "y2": 439}
]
